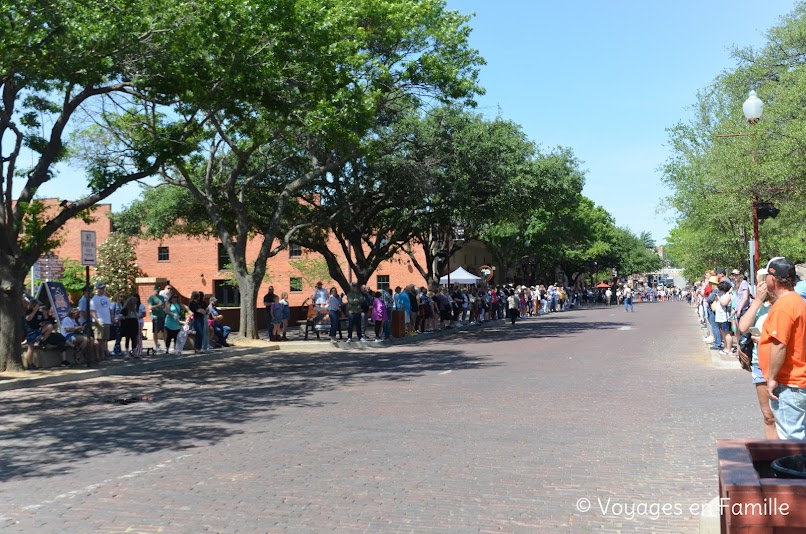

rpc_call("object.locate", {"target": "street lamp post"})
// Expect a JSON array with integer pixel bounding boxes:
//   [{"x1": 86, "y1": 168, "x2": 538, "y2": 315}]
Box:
[{"x1": 743, "y1": 90, "x2": 764, "y2": 274}]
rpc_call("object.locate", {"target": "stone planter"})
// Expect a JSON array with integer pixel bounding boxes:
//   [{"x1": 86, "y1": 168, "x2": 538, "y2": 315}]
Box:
[{"x1": 717, "y1": 439, "x2": 806, "y2": 533}]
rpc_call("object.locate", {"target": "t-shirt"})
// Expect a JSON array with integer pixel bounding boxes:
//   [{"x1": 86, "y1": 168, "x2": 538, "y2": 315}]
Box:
[
  {"x1": 314, "y1": 288, "x2": 329, "y2": 307},
  {"x1": 165, "y1": 302, "x2": 183, "y2": 331},
  {"x1": 758, "y1": 291, "x2": 806, "y2": 388},
  {"x1": 90, "y1": 294, "x2": 112, "y2": 324},
  {"x1": 751, "y1": 303, "x2": 771, "y2": 364},
  {"x1": 148, "y1": 294, "x2": 166, "y2": 318},
  {"x1": 62, "y1": 316, "x2": 83, "y2": 336},
  {"x1": 328, "y1": 295, "x2": 342, "y2": 312},
  {"x1": 25, "y1": 309, "x2": 45, "y2": 331}
]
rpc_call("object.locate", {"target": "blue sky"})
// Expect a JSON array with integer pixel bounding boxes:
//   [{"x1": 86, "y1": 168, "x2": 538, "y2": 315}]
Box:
[
  {"x1": 445, "y1": 0, "x2": 798, "y2": 244},
  {"x1": 19, "y1": 0, "x2": 799, "y2": 245}
]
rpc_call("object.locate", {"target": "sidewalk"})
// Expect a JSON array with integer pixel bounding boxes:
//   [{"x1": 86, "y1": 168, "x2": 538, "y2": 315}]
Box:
[{"x1": 0, "y1": 309, "x2": 583, "y2": 392}]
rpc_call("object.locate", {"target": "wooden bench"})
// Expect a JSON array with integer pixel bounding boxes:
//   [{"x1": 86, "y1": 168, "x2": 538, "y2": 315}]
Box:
[{"x1": 299, "y1": 315, "x2": 348, "y2": 340}]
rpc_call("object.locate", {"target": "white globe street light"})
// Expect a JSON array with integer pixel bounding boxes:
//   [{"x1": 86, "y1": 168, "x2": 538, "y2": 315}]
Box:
[{"x1": 743, "y1": 90, "x2": 764, "y2": 124}]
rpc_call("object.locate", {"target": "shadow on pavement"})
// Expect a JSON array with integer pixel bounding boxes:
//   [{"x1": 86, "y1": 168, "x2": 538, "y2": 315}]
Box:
[
  {"x1": 0, "y1": 348, "x2": 497, "y2": 482},
  {"x1": 427, "y1": 316, "x2": 629, "y2": 345}
]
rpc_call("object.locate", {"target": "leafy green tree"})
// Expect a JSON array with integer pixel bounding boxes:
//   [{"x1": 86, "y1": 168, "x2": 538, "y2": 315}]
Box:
[
  {"x1": 397, "y1": 106, "x2": 538, "y2": 284},
  {"x1": 94, "y1": 233, "x2": 140, "y2": 297},
  {"x1": 290, "y1": 256, "x2": 334, "y2": 291},
  {"x1": 105, "y1": 0, "x2": 483, "y2": 339},
  {"x1": 56, "y1": 259, "x2": 89, "y2": 303},
  {"x1": 481, "y1": 147, "x2": 587, "y2": 284},
  {"x1": 0, "y1": 0, "x2": 204, "y2": 370},
  {"x1": 662, "y1": 3, "x2": 806, "y2": 277}
]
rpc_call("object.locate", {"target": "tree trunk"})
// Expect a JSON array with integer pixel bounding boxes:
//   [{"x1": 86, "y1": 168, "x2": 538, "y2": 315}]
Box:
[
  {"x1": 0, "y1": 267, "x2": 25, "y2": 372},
  {"x1": 236, "y1": 273, "x2": 260, "y2": 339}
]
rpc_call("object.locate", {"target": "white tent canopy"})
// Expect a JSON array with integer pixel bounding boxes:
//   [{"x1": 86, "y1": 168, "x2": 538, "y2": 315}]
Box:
[{"x1": 439, "y1": 267, "x2": 482, "y2": 285}]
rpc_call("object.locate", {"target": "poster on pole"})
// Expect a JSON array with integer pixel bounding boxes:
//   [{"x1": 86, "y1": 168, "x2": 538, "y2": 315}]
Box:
[{"x1": 81, "y1": 230, "x2": 97, "y2": 266}]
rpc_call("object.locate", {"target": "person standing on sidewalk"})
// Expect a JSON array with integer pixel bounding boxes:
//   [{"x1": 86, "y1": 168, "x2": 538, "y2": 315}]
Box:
[
  {"x1": 90, "y1": 282, "x2": 112, "y2": 361},
  {"x1": 188, "y1": 291, "x2": 207, "y2": 354},
  {"x1": 262, "y1": 286, "x2": 275, "y2": 340},
  {"x1": 758, "y1": 257, "x2": 806, "y2": 440},
  {"x1": 327, "y1": 287, "x2": 343, "y2": 342},
  {"x1": 737, "y1": 269, "x2": 777, "y2": 439},
  {"x1": 346, "y1": 282, "x2": 365, "y2": 342},
  {"x1": 371, "y1": 291, "x2": 386, "y2": 342},
  {"x1": 148, "y1": 285, "x2": 166, "y2": 353},
  {"x1": 381, "y1": 287, "x2": 394, "y2": 340},
  {"x1": 507, "y1": 289, "x2": 519, "y2": 325}
]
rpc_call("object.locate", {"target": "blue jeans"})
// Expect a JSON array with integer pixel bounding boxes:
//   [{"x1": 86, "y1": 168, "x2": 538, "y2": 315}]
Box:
[
  {"x1": 770, "y1": 385, "x2": 806, "y2": 439},
  {"x1": 193, "y1": 316, "x2": 206, "y2": 350},
  {"x1": 707, "y1": 307, "x2": 722, "y2": 347},
  {"x1": 213, "y1": 323, "x2": 231, "y2": 344},
  {"x1": 624, "y1": 297, "x2": 633, "y2": 312},
  {"x1": 383, "y1": 316, "x2": 391, "y2": 339},
  {"x1": 329, "y1": 310, "x2": 340, "y2": 339},
  {"x1": 347, "y1": 312, "x2": 362, "y2": 340}
]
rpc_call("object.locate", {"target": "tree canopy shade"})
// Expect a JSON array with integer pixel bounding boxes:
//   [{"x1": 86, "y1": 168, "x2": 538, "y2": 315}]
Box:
[{"x1": 102, "y1": 0, "x2": 484, "y2": 339}]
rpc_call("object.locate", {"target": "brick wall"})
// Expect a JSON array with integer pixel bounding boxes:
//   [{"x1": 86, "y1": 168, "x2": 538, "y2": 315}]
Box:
[{"x1": 39, "y1": 202, "x2": 496, "y2": 317}]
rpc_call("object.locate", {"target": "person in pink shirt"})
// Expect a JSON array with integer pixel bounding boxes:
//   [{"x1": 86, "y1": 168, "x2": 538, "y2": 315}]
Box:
[{"x1": 371, "y1": 291, "x2": 386, "y2": 342}]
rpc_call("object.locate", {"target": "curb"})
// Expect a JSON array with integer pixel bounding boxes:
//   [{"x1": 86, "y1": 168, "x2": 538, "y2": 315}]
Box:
[
  {"x1": 0, "y1": 306, "x2": 593, "y2": 390},
  {"x1": 0, "y1": 345, "x2": 278, "y2": 393},
  {"x1": 694, "y1": 317, "x2": 742, "y2": 370}
]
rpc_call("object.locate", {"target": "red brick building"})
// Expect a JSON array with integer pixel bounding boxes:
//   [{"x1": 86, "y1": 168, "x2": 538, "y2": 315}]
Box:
[{"x1": 42, "y1": 201, "x2": 496, "y2": 324}]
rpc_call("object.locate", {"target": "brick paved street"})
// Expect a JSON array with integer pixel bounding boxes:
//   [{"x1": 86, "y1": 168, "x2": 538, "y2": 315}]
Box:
[{"x1": 0, "y1": 301, "x2": 756, "y2": 533}]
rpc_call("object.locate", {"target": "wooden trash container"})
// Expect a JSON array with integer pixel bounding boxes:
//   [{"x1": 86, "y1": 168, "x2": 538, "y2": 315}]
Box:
[{"x1": 391, "y1": 310, "x2": 406, "y2": 338}]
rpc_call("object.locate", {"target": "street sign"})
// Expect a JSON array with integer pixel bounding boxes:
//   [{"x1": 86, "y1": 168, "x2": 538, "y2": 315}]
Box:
[
  {"x1": 81, "y1": 230, "x2": 97, "y2": 266},
  {"x1": 33, "y1": 256, "x2": 64, "y2": 280}
]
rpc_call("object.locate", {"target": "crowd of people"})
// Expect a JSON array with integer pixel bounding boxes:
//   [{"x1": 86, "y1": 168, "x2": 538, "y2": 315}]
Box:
[
  {"x1": 297, "y1": 281, "x2": 625, "y2": 343},
  {"x1": 691, "y1": 259, "x2": 806, "y2": 440},
  {"x1": 21, "y1": 281, "x2": 232, "y2": 371}
]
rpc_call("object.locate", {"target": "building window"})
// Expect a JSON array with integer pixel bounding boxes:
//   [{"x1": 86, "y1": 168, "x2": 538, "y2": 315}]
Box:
[
  {"x1": 213, "y1": 280, "x2": 240, "y2": 307},
  {"x1": 158, "y1": 246, "x2": 170, "y2": 262},
  {"x1": 290, "y1": 277, "x2": 303, "y2": 292},
  {"x1": 376, "y1": 275, "x2": 390, "y2": 291},
  {"x1": 289, "y1": 243, "x2": 302, "y2": 257},
  {"x1": 217, "y1": 243, "x2": 230, "y2": 271}
]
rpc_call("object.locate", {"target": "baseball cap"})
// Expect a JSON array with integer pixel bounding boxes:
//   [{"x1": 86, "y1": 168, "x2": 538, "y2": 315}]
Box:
[
  {"x1": 709, "y1": 276, "x2": 719, "y2": 285},
  {"x1": 766, "y1": 257, "x2": 796, "y2": 279},
  {"x1": 715, "y1": 268, "x2": 726, "y2": 275},
  {"x1": 209, "y1": 296, "x2": 218, "y2": 303},
  {"x1": 731, "y1": 269, "x2": 741, "y2": 275},
  {"x1": 154, "y1": 284, "x2": 161, "y2": 290},
  {"x1": 95, "y1": 282, "x2": 106, "y2": 289}
]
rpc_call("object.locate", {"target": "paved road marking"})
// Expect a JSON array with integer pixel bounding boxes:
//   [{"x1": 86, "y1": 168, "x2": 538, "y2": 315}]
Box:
[
  {"x1": 618, "y1": 326, "x2": 633, "y2": 331},
  {"x1": 438, "y1": 370, "x2": 452, "y2": 375}
]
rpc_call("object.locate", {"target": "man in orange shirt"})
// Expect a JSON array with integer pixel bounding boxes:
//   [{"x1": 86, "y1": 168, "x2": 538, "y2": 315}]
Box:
[{"x1": 758, "y1": 257, "x2": 806, "y2": 440}]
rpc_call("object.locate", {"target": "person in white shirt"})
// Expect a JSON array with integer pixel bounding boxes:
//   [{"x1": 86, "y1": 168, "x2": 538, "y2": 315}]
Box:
[
  {"x1": 61, "y1": 307, "x2": 89, "y2": 358},
  {"x1": 90, "y1": 282, "x2": 112, "y2": 360},
  {"x1": 623, "y1": 285, "x2": 634, "y2": 312}
]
